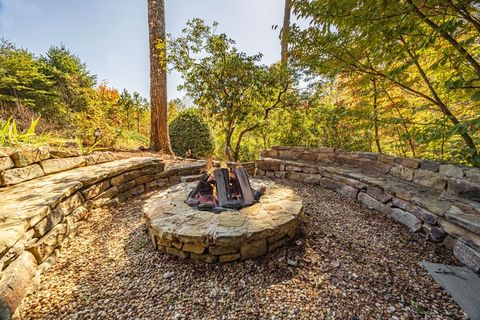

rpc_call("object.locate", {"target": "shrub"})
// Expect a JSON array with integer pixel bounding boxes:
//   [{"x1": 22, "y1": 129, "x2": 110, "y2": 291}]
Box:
[
  {"x1": 169, "y1": 110, "x2": 214, "y2": 158},
  {"x1": 0, "y1": 116, "x2": 49, "y2": 147}
]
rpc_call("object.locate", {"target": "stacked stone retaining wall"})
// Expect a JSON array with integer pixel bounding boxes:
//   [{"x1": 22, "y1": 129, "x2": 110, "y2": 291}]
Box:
[
  {"x1": 0, "y1": 146, "x2": 117, "y2": 187},
  {"x1": 0, "y1": 156, "x2": 207, "y2": 319},
  {"x1": 256, "y1": 146, "x2": 480, "y2": 273}
]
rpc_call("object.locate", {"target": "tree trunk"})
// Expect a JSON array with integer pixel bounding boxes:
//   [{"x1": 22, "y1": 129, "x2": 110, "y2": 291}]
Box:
[
  {"x1": 281, "y1": 0, "x2": 291, "y2": 64},
  {"x1": 371, "y1": 78, "x2": 382, "y2": 153},
  {"x1": 137, "y1": 110, "x2": 141, "y2": 133},
  {"x1": 148, "y1": 0, "x2": 173, "y2": 154}
]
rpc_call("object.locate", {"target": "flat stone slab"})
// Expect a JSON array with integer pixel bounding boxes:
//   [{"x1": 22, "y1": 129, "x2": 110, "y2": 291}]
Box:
[{"x1": 144, "y1": 180, "x2": 303, "y2": 262}]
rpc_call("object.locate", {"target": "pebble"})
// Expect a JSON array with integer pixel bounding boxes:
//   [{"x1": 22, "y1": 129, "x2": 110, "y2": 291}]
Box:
[{"x1": 15, "y1": 177, "x2": 468, "y2": 320}]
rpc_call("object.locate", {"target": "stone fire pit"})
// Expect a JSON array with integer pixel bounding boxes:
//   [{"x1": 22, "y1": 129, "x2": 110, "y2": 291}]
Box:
[{"x1": 143, "y1": 180, "x2": 303, "y2": 263}]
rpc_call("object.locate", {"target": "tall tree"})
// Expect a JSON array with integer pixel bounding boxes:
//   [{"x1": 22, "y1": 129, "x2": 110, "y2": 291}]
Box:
[
  {"x1": 147, "y1": 0, "x2": 173, "y2": 154},
  {"x1": 281, "y1": 0, "x2": 292, "y2": 64}
]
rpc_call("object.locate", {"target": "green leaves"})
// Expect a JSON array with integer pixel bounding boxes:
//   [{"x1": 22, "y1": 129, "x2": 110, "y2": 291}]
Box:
[
  {"x1": 0, "y1": 116, "x2": 48, "y2": 147},
  {"x1": 471, "y1": 91, "x2": 480, "y2": 101}
]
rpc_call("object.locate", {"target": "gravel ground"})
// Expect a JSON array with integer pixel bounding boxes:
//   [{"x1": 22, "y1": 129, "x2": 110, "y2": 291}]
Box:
[{"x1": 17, "y1": 178, "x2": 468, "y2": 320}]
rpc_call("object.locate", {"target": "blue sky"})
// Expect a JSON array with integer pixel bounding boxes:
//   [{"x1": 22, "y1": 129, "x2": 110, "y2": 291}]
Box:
[{"x1": 0, "y1": 0, "x2": 285, "y2": 100}]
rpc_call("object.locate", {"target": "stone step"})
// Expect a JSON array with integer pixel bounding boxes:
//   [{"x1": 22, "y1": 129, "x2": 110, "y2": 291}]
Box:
[{"x1": 180, "y1": 174, "x2": 203, "y2": 183}]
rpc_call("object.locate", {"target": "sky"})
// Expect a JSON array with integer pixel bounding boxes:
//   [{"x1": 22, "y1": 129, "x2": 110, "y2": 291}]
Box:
[{"x1": 0, "y1": 0, "x2": 285, "y2": 100}]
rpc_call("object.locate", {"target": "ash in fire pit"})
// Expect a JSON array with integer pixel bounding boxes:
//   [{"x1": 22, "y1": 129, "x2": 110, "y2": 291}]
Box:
[{"x1": 185, "y1": 163, "x2": 265, "y2": 212}]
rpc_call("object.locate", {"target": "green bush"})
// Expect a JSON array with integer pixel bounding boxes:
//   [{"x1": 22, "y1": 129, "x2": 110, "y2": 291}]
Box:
[{"x1": 169, "y1": 110, "x2": 214, "y2": 158}]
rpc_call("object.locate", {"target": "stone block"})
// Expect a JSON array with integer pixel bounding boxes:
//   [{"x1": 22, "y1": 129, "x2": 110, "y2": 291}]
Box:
[
  {"x1": 274, "y1": 171, "x2": 286, "y2": 178},
  {"x1": 389, "y1": 208, "x2": 422, "y2": 232},
  {"x1": 465, "y1": 168, "x2": 480, "y2": 183},
  {"x1": 154, "y1": 169, "x2": 179, "y2": 179},
  {"x1": 33, "y1": 208, "x2": 64, "y2": 237},
  {"x1": 156, "y1": 237, "x2": 172, "y2": 248},
  {"x1": 0, "y1": 147, "x2": 14, "y2": 157},
  {"x1": 10, "y1": 147, "x2": 50, "y2": 167},
  {"x1": 378, "y1": 154, "x2": 396, "y2": 164},
  {"x1": 323, "y1": 173, "x2": 366, "y2": 189},
  {"x1": 389, "y1": 165, "x2": 415, "y2": 181},
  {"x1": 28, "y1": 223, "x2": 68, "y2": 263},
  {"x1": 240, "y1": 239, "x2": 267, "y2": 259},
  {"x1": 135, "y1": 175, "x2": 154, "y2": 185},
  {"x1": 180, "y1": 174, "x2": 203, "y2": 183},
  {"x1": 447, "y1": 179, "x2": 480, "y2": 201},
  {"x1": 411, "y1": 196, "x2": 450, "y2": 217},
  {"x1": 394, "y1": 157, "x2": 420, "y2": 169},
  {"x1": 148, "y1": 179, "x2": 167, "y2": 189},
  {"x1": 422, "y1": 224, "x2": 446, "y2": 242},
  {"x1": 413, "y1": 169, "x2": 447, "y2": 191},
  {"x1": 320, "y1": 178, "x2": 359, "y2": 199},
  {"x1": 285, "y1": 165, "x2": 303, "y2": 172},
  {"x1": 453, "y1": 240, "x2": 480, "y2": 272},
  {"x1": 190, "y1": 253, "x2": 217, "y2": 263},
  {"x1": 55, "y1": 192, "x2": 83, "y2": 216},
  {"x1": 118, "y1": 180, "x2": 136, "y2": 193},
  {"x1": 285, "y1": 171, "x2": 304, "y2": 181},
  {"x1": 94, "y1": 186, "x2": 119, "y2": 201},
  {"x1": 92, "y1": 186, "x2": 119, "y2": 207},
  {"x1": 317, "y1": 153, "x2": 335, "y2": 163},
  {"x1": 182, "y1": 243, "x2": 205, "y2": 254},
  {"x1": 0, "y1": 221, "x2": 29, "y2": 257},
  {"x1": 336, "y1": 155, "x2": 360, "y2": 166},
  {"x1": 49, "y1": 149, "x2": 82, "y2": 158},
  {"x1": 278, "y1": 150, "x2": 298, "y2": 159},
  {"x1": 0, "y1": 164, "x2": 44, "y2": 186},
  {"x1": 445, "y1": 206, "x2": 480, "y2": 234},
  {"x1": 40, "y1": 156, "x2": 86, "y2": 175},
  {"x1": 439, "y1": 219, "x2": 480, "y2": 252},
  {"x1": 260, "y1": 149, "x2": 279, "y2": 158},
  {"x1": 314, "y1": 147, "x2": 334, "y2": 153},
  {"x1": 165, "y1": 247, "x2": 189, "y2": 259},
  {"x1": 299, "y1": 152, "x2": 318, "y2": 161},
  {"x1": 0, "y1": 251, "x2": 37, "y2": 320},
  {"x1": 209, "y1": 245, "x2": 237, "y2": 255},
  {"x1": 420, "y1": 160, "x2": 440, "y2": 172},
  {"x1": 85, "y1": 152, "x2": 115, "y2": 165},
  {"x1": 82, "y1": 180, "x2": 110, "y2": 199},
  {"x1": 266, "y1": 171, "x2": 275, "y2": 177},
  {"x1": 391, "y1": 197, "x2": 438, "y2": 224},
  {"x1": 358, "y1": 192, "x2": 392, "y2": 215},
  {"x1": 168, "y1": 176, "x2": 181, "y2": 183},
  {"x1": 218, "y1": 253, "x2": 241, "y2": 263},
  {"x1": 72, "y1": 206, "x2": 89, "y2": 222},
  {"x1": 302, "y1": 174, "x2": 322, "y2": 185},
  {"x1": 0, "y1": 229, "x2": 34, "y2": 273},
  {"x1": 302, "y1": 166, "x2": 319, "y2": 174},
  {"x1": 359, "y1": 159, "x2": 391, "y2": 175},
  {"x1": 126, "y1": 184, "x2": 145, "y2": 197},
  {"x1": 367, "y1": 185, "x2": 391, "y2": 203},
  {"x1": 439, "y1": 164, "x2": 465, "y2": 178},
  {"x1": 268, "y1": 237, "x2": 290, "y2": 252},
  {"x1": 0, "y1": 156, "x2": 14, "y2": 171}
]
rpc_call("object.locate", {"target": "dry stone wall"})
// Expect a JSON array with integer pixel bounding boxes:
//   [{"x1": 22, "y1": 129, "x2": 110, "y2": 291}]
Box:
[
  {"x1": 256, "y1": 146, "x2": 480, "y2": 273},
  {"x1": 0, "y1": 155, "x2": 207, "y2": 319},
  {"x1": 0, "y1": 146, "x2": 117, "y2": 187}
]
